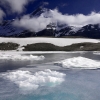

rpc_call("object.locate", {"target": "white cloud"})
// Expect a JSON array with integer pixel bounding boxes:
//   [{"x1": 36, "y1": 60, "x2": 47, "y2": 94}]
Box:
[
  {"x1": 49, "y1": 9, "x2": 100, "y2": 27},
  {"x1": 43, "y1": 2, "x2": 49, "y2": 6},
  {"x1": 13, "y1": 8, "x2": 100, "y2": 32},
  {"x1": 0, "y1": 8, "x2": 5, "y2": 22},
  {"x1": 60, "y1": 3, "x2": 67, "y2": 7},
  {"x1": 0, "y1": 0, "x2": 34, "y2": 13},
  {"x1": 13, "y1": 14, "x2": 52, "y2": 32}
]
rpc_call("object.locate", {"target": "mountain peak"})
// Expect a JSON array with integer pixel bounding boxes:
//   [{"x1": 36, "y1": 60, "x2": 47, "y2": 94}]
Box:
[{"x1": 30, "y1": 6, "x2": 49, "y2": 17}]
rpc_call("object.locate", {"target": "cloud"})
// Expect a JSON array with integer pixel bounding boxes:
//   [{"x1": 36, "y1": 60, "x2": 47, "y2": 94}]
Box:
[
  {"x1": 13, "y1": 8, "x2": 100, "y2": 32},
  {"x1": 43, "y1": 2, "x2": 49, "y2": 6},
  {"x1": 13, "y1": 14, "x2": 52, "y2": 32},
  {"x1": 49, "y1": 9, "x2": 100, "y2": 27},
  {"x1": 60, "y1": 3, "x2": 68, "y2": 7},
  {"x1": 0, "y1": 0, "x2": 35, "y2": 13},
  {"x1": 0, "y1": 8, "x2": 5, "y2": 22}
]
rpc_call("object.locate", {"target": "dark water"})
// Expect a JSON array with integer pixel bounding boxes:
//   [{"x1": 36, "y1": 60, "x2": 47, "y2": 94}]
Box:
[{"x1": 0, "y1": 52, "x2": 100, "y2": 100}]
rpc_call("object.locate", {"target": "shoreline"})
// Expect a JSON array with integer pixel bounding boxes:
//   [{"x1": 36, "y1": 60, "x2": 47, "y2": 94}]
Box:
[
  {"x1": 0, "y1": 38, "x2": 99, "y2": 51},
  {"x1": 0, "y1": 51, "x2": 95, "y2": 54},
  {"x1": 0, "y1": 37, "x2": 99, "y2": 47}
]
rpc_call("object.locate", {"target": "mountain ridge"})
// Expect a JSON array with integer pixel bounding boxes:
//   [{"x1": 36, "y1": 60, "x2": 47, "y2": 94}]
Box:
[{"x1": 0, "y1": 7, "x2": 100, "y2": 38}]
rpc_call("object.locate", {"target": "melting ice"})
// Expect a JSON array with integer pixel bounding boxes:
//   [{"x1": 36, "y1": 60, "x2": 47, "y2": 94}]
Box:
[
  {"x1": 2, "y1": 69, "x2": 66, "y2": 91},
  {"x1": 0, "y1": 54, "x2": 45, "y2": 61},
  {"x1": 55, "y1": 56, "x2": 100, "y2": 69}
]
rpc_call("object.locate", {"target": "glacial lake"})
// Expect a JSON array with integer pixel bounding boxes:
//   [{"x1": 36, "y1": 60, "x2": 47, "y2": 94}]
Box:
[{"x1": 0, "y1": 52, "x2": 100, "y2": 100}]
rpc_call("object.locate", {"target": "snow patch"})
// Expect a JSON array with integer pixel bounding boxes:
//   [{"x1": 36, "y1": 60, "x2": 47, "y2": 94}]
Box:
[
  {"x1": 91, "y1": 25, "x2": 94, "y2": 28},
  {"x1": 71, "y1": 26, "x2": 81, "y2": 33},
  {"x1": 54, "y1": 57, "x2": 100, "y2": 69}
]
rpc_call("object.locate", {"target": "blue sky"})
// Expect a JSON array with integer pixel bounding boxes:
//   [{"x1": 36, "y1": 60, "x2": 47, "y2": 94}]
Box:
[
  {"x1": 1, "y1": 0, "x2": 100, "y2": 32},
  {"x1": 0, "y1": 0, "x2": 100, "y2": 20}
]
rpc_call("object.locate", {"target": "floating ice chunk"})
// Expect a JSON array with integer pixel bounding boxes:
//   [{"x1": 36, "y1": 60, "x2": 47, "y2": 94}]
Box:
[
  {"x1": 54, "y1": 57, "x2": 100, "y2": 69},
  {"x1": 0, "y1": 54, "x2": 45, "y2": 61},
  {"x1": 2, "y1": 69, "x2": 66, "y2": 91},
  {"x1": 93, "y1": 52, "x2": 100, "y2": 55}
]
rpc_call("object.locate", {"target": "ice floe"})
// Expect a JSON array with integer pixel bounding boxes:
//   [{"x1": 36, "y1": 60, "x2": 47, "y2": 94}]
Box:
[
  {"x1": 0, "y1": 54, "x2": 45, "y2": 61},
  {"x1": 2, "y1": 69, "x2": 65, "y2": 91},
  {"x1": 54, "y1": 57, "x2": 100, "y2": 69},
  {"x1": 93, "y1": 52, "x2": 100, "y2": 55}
]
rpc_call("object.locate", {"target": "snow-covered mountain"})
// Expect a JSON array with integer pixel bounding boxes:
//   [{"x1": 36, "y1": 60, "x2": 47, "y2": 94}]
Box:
[
  {"x1": 0, "y1": 20, "x2": 23, "y2": 37},
  {"x1": 30, "y1": 6, "x2": 49, "y2": 17},
  {"x1": 0, "y1": 7, "x2": 100, "y2": 38}
]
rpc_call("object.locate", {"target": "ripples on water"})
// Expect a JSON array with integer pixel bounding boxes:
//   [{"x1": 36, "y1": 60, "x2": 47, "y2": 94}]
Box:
[{"x1": 0, "y1": 52, "x2": 100, "y2": 100}]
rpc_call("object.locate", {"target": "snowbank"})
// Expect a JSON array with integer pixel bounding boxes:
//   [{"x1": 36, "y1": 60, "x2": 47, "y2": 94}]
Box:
[{"x1": 0, "y1": 37, "x2": 99, "y2": 47}]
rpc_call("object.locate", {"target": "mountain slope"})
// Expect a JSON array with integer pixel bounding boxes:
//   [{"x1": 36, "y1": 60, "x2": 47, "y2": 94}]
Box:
[
  {"x1": 0, "y1": 7, "x2": 100, "y2": 38},
  {"x1": 0, "y1": 20, "x2": 23, "y2": 37}
]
